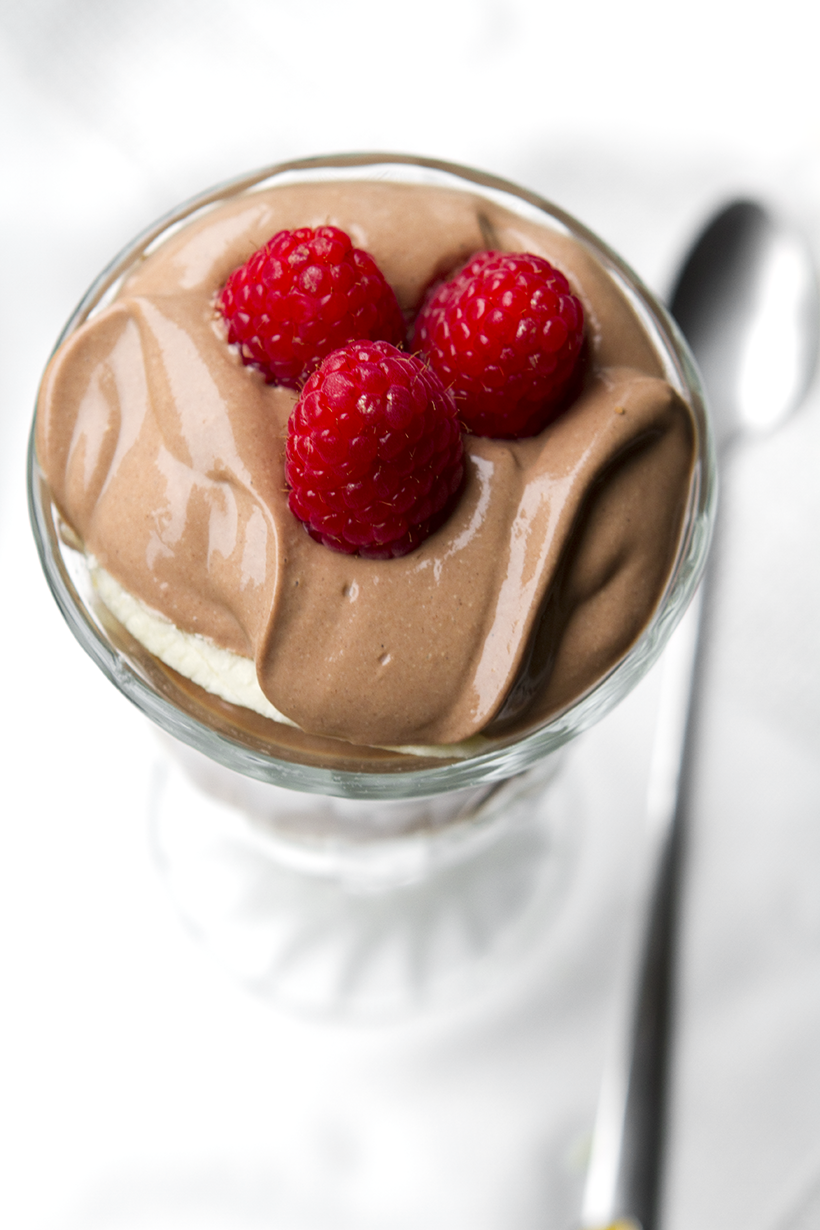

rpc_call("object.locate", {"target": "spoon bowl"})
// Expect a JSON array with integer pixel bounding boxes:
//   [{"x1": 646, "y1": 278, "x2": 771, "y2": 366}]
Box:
[{"x1": 670, "y1": 200, "x2": 819, "y2": 446}]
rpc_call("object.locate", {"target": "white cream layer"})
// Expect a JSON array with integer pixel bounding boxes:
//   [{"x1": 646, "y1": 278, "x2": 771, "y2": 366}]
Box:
[{"x1": 90, "y1": 561, "x2": 485, "y2": 760}]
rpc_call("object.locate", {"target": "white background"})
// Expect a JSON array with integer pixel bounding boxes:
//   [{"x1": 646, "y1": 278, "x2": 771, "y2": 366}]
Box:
[{"x1": 2, "y1": 2, "x2": 820, "y2": 1228}]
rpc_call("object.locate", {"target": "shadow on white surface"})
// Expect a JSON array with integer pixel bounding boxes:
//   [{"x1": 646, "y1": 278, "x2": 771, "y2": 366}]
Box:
[{"x1": 63, "y1": 1162, "x2": 366, "y2": 1230}]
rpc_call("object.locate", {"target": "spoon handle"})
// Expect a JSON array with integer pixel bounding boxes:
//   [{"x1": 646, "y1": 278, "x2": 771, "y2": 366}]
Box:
[{"x1": 580, "y1": 590, "x2": 703, "y2": 1230}]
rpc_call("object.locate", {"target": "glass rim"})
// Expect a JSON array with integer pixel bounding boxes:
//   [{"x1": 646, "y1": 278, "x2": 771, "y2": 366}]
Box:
[{"x1": 28, "y1": 151, "x2": 717, "y2": 800}]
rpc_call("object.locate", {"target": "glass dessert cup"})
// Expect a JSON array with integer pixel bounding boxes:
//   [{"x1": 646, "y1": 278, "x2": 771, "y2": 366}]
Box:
[{"x1": 28, "y1": 153, "x2": 716, "y2": 1016}]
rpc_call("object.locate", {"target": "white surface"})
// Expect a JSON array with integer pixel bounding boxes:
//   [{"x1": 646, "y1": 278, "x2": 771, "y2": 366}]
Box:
[{"x1": 2, "y1": 2, "x2": 820, "y2": 1227}]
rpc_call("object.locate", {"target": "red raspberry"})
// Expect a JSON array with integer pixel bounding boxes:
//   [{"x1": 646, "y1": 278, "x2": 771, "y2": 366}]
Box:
[
  {"x1": 285, "y1": 341, "x2": 464, "y2": 558},
  {"x1": 218, "y1": 226, "x2": 405, "y2": 388},
  {"x1": 412, "y1": 249, "x2": 585, "y2": 438}
]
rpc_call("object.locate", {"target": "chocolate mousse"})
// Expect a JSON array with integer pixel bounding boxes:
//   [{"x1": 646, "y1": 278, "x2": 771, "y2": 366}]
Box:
[{"x1": 35, "y1": 177, "x2": 697, "y2": 752}]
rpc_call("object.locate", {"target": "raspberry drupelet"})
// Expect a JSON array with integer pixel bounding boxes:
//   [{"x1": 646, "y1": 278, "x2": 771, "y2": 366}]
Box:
[
  {"x1": 413, "y1": 249, "x2": 585, "y2": 438},
  {"x1": 218, "y1": 225, "x2": 405, "y2": 388},
  {"x1": 285, "y1": 341, "x2": 464, "y2": 559}
]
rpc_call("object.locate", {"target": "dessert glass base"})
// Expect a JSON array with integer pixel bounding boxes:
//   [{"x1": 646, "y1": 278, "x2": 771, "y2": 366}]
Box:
[
  {"x1": 28, "y1": 153, "x2": 715, "y2": 1018},
  {"x1": 149, "y1": 738, "x2": 574, "y2": 1018}
]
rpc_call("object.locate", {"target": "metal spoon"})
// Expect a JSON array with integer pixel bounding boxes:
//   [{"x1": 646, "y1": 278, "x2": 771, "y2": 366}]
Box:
[{"x1": 580, "y1": 200, "x2": 820, "y2": 1230}]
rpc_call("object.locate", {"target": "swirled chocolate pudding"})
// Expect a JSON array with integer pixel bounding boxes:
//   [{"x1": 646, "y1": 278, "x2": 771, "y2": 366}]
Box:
[{"x1": 35, "y1": 177, "x2": 696, "y2": 756}]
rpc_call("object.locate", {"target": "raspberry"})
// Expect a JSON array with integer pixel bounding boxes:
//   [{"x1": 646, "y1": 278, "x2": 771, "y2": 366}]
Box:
[
  {"x1": 218, "y1": 226, "x2": 405, "y2": 388},
  {"x1": 412, "y1": 249, "x2": 585, "y2": 438},
  {"x1": 285, "y1": 341, "x2": 464, "y2": 558}
]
